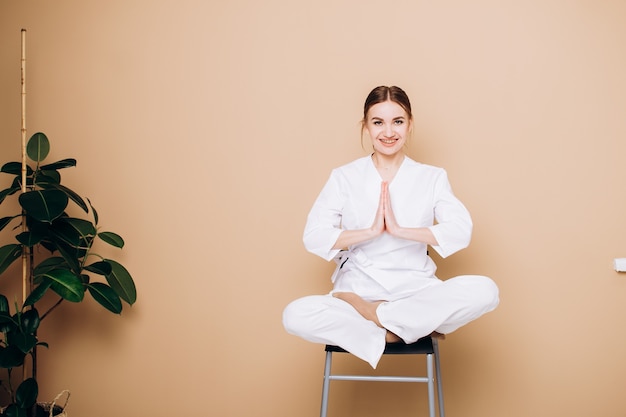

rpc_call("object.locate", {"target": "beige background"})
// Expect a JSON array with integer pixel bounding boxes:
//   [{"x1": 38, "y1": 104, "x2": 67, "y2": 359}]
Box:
[{"x1": 1, "y1": 1, "x2": 626, "y2": 416}]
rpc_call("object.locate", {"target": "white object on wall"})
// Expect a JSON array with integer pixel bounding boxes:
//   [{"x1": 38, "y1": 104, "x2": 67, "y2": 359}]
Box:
[{"x1": 613, "y1": 258, "x2": 626, "y2": 272}]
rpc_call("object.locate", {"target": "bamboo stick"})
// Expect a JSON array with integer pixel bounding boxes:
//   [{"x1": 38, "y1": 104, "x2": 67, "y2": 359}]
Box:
[
  {"x1": 20, "y1": 28, "x2": 30, "y2": 384},
  {"x1": 21, "y1": 29, "x2": 27, "y2": 306}
]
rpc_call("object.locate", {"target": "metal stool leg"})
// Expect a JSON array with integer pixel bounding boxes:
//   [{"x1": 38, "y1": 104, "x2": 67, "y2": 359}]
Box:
[
  {"x1": 320, "y1": 350, "x2": 332, "y2": 417},
  {"x1": 426, "y1": 353, "x2": 435, "y2": 417},
  {"x1": 433, "y1": 337, "x2": 445, "y2": 417}
]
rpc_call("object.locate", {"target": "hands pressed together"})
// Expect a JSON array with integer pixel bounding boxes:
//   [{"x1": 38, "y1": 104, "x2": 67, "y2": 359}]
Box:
[
  {"x1": 371, "y1": 181, "x2": 401, "y2": 238},
  {"x1": 332, "y1": 181, "x2": 437, "y2": 250}
]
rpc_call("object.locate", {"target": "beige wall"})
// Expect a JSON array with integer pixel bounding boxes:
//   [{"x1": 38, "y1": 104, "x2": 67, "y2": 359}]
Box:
[{"x1": 1, "y1": 1, "x2": 625, "y2": 416}]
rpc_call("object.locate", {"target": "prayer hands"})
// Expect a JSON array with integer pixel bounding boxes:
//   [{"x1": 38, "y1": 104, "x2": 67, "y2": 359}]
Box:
[
  {"x1": 372, "y1": 181, "x2": 401, "y2": 237},
  {"x1": 335, "y1": 180, "x2": 437, "y2": 249}
]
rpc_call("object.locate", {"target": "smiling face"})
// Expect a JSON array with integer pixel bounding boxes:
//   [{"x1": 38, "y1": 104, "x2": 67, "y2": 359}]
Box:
[{"x1": 364, "y1": 100, "x2": 412, "y2": 157}]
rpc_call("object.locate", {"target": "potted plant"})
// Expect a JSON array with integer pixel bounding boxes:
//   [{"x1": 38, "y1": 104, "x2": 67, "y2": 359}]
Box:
[{"x1": 0, "y1": 132, "x2": 137, "y2": 416}]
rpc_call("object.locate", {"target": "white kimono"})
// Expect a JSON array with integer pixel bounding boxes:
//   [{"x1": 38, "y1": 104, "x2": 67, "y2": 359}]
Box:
[{"x1": 283, "y1": 156, "x2": 499, "y2": 368}]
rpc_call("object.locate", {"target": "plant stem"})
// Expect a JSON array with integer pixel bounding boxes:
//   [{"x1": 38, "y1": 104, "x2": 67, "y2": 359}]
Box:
[{"x1": 40, "y1": 298, "x2": 64, "y2": 321}]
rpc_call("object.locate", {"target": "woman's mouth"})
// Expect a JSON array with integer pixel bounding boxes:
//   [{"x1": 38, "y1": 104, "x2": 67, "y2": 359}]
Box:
[{"x1": 380, "y1": 138, "x2": 397, "y2": 144}]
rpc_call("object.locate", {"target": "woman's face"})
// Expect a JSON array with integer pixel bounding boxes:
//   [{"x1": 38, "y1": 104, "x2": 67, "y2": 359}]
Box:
[{"x1": 364, "y1": 100, "x2": 411, "y2": 156}]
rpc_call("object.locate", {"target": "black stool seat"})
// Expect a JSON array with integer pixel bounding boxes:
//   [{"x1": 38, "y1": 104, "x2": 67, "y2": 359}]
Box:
[{"x1": 325, "y1": 336, "x2": 435, "y2": 354}]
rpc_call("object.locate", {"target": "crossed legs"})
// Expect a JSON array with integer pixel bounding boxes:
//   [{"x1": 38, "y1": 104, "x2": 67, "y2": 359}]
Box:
[
  {"x1": 283, "y1": 275, "x2": 499, "y2": 367},
  {"x1": 331, "y1": 292, "x2": 402, "y2": 342}
]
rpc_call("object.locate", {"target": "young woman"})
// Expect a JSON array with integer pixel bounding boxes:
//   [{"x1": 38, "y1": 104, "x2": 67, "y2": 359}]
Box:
[{"x1": 283, "y1": 86, "x2": 499, "y2": 368}]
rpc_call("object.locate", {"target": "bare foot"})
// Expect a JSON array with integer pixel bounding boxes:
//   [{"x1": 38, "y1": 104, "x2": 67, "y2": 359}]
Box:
[
  {"x1": 334, "y1": 292, "x2": 405, "y2": 344},
  {"x1": 333, "y1": 292, "x2": 404, "y2": 343},
  {"x1": 386, "y1": 331, "x2": 402, "y2": 343},
  {"x1": 333, "y1": 292, "x2": 384, "y2": 327}
]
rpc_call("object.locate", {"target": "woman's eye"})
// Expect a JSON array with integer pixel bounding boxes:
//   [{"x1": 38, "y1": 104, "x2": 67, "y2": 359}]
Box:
[
  {"x1": 373, "y1": 121, "x2": 382, "y2": 126},
  {"x1": 394, "y1": 120, "x2": 404, "y2": 125}
]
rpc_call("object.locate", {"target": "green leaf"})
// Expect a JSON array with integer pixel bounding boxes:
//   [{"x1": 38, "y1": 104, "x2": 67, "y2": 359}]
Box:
[
  {"x1": 20, "y1": 308, "x2": 40, "y2": 334},
  {"x1": 0, "y1": 161, "x2": 20, "y2": 174},
  {"x1": 15, "y1": 377, "x2": 38, "y2": 408},
  {"x1": 85, "y1": 261, "x2": 112, "y2": 276},
  {"x1": 0, "y1": 185, "x2": 21, "y2": 205},
  {"x1": 0, "y1": 345, "x2": 26, "y2": 368},
  {"x1": 50, "y1": 217, "x2": 96, "y2": 247},
  {"x1": 0, "y1": 294, "x2": 8, "y2": 313},
  {"x1": 24, "y1": 281, "x2": 53, "y2": 307},
  {"x1": 42, "y1": 183, "x2": 88, "y2": 213},
  {"x1": 33, "y1": 256, "x2": 66, "y2": 275},
  {"x1": 26, "y1": 132, "x2": 49, "y2": 162},
  {"x1": 19, "y1": 189, "x2": 68, "y2": 223},
  {"x1": 58, "y1": 183, "x2": 88, "y2": 213},
  {"x1": 88, "y1": 282, "x2": 122, "y2": 314},
  {"x1": 10, "y1": 332, "x2": 38, "y2": 355},
  {"x1": 98, "y1": 231, "x2": 125, "y2": 248},
  {"x1": 40, "y1": 158, "x2": 77, "y2": 171},
  {"x1": 52, "y1": 240, "x2": 83, "y2": 273},
  {"x1": 0, "y1": 311, "x2": 17, "y2": 333},
  {"x1": 88, "y1": 198, "x2": 99, "y2": 225},
  {"x1": 106, "y1": 259, "x2": 136, "y2": 305},
  {"x1": 0, "y1": 215, "x2": 20, "y2": 233},
  {"x1": 16, "y1": 229, "x2": 45, "y2": 247},
  {"x1": 1, "y1": 161, "x2": 33, "y2": 176},
  {"x1": 20, "y1": 220, "x2": 49, "y2": 246},
  {"x1": 36, "y1": 170, "x2": 61, "y2": 185},
  {"x1": 38, "y1": 269, "x2": 84, "y2": 303},
  {"x1": 0, "y1": 311, "x2": 15, "y2": 323},
  {"x1": 2, "y1": 404, "x2": 26, "y2": 417},
  {"x1": 0, "y1": 244, "x2": 22, "y2": 275}
]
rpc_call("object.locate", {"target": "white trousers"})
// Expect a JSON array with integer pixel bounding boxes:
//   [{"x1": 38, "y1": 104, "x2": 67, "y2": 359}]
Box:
[{"x1": 283, "y1": 275, "x2": 499, "y2": 368}]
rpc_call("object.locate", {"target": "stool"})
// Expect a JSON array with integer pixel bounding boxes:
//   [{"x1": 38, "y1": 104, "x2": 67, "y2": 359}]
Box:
[{"x1": 320, "y1": 336, "x2": 445, "y2": 417}]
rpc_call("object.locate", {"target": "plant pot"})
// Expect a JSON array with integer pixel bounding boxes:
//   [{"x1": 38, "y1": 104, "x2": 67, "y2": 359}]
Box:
[
  {"x1": 34, "y1": 402, "x2": 66, "y2": 417},
  {"x1": 37, "y1": 391, "x2": 69, "y2": 417},
  {"x1": 1, "y1": 391, "x2": 69, "y2": 417}
]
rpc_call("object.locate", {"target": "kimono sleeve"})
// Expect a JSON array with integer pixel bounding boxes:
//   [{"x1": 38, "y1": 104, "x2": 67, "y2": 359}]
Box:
[
  {"x1": 428, "y1": 169, "x2": 473, "y2": 258},
  {"x1": 303, "y1": 170, "x2": 345, "y2": 262}
]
